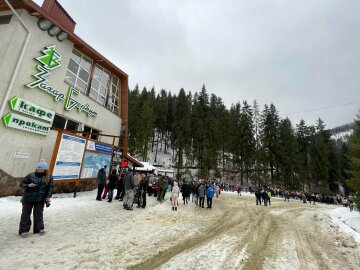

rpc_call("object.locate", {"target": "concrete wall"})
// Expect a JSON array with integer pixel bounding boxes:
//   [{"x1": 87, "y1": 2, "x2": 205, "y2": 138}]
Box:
[
  {"x1": 0, "y1": 169, "x2": 97, "y2": 197},
  {"x1": 0, "y1": 9, "x2": 123, "y2": 195}
]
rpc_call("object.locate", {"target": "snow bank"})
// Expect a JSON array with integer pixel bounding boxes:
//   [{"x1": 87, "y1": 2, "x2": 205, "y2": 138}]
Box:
[{"x1": 328, "y1": 207, "x2": 360, "y2": 244}]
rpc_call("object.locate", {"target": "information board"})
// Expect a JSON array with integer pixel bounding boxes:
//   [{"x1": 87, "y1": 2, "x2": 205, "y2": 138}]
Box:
[
  {"x1": 52, "y1": 134, "x2": 86, "y2": 180},
  {"x1": 80, "y1": 152, "x2": 112, "y2": 179}
]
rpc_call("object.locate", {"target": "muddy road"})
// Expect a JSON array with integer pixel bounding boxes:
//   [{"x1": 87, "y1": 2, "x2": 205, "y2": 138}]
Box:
[
  {"x1": 1, "y1": 192, "x2": 359, "y2": 270},
  {"x1": 128, "y1": 194, "x2": 360, "y2": 270}
]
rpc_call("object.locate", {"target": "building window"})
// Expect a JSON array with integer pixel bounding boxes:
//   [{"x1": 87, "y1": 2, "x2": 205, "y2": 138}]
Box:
[
  {"x1": 82, "y1": 125, "x2": 100, "y2": 140},
  {"x1": 0, "y1": 15, "x2": 12, "y2": 25},
  {"x1": 89, "y1": 64, "x2": 110, "y2": 106},
  {"x1": 52, "y1": 114, "x2": 79, "y2": 131},
  {"x1": 106, "y1": 75, "x2": 120, "y2": 114},
  {"x1": 65, "y1": 49, "x2": 92, "y2": 93}
]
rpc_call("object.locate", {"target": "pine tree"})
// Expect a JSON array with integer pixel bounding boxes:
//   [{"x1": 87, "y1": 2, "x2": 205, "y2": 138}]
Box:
[
  {"x1": 172, "y1": 88, "x2": 191, "y2": 177},
  {"x1": 259, "y1": 104, "x2": 281, "y2": 183},
  {"x1": 309, "y1": 119, "x2": 330, "y2": 190},
  {"x1": 239, "y1": 101, "x2": 255, "y2": 185},
  {"x1": 296, "y1": 120, "x2": 311, "y2": 190},
  {"x1": 278, "y1": 118, "x2": 300, "y2": 189},
  {"x1": 347, "y1": 115, "x2": 360, "y2": 205},
  {"x1": 128, "y1": 85, "x2": 140, "y2": 155}
]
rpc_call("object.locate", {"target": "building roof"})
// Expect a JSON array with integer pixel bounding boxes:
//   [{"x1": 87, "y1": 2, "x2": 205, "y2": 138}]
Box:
[
  {"x1": 135, "y1": 162, "x2": 156, "y2": 172},
  {"x1": 124, "y1": 154, "x2": 144, "y2": 168}
]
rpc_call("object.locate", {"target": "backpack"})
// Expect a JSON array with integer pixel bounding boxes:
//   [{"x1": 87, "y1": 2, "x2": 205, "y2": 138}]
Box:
[{"x1": 207, "y1": 186, "x2": 215, "y2": 198}]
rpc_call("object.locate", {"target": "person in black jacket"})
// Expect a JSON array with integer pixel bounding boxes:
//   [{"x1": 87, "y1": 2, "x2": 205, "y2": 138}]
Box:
[
  {"x1": 115, "y1": 171, "x2": 125, "y2": 201},
  {"x1": 107, "y1": 169, "x2": 118, "y2": 202},
  {"x1": 96, "y1": 165, "x2": 107, "y2": 201},
  {"x1": 181, "y1": 180, "x2": 191, "y2": 204},
  {"x1": 19, "y1": 160, "x2": 53, "y2": 237},
  {"x1": 255, "y1": 188, "x2": 262, "y2": 205},
  {"x1": 137, "y1": 174, "x2": 148, "y2": 208}
]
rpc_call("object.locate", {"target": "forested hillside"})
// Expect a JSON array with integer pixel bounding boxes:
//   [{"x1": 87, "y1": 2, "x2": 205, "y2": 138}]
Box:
[{"x1": 128, "y1": 84, "x2": 358, "y2": 195}]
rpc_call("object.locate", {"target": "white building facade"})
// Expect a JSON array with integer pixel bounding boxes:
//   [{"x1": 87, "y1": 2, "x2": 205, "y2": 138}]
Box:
[{"x1": 0, "y1": 0, "x2": 134, "y2": 196}]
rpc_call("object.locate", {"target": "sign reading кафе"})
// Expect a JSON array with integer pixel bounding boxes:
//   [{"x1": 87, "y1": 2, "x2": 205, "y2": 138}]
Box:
[{"x1": 8, "y1": 96, "x2": 55, "y2": 123}]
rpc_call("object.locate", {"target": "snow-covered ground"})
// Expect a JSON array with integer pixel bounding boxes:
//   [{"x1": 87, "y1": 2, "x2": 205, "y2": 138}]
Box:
[{"x1": 0, "y1": 190, "x2": 359, "y2": 270}]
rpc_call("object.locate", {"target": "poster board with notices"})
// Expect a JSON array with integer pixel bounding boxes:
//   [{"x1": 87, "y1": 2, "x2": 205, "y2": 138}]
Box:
[{"x1": 52, "y1": 134, "x2": 86, "y2": 180}]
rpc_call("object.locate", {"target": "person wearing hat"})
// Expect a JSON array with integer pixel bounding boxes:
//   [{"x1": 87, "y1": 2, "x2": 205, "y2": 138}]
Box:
[
  {"x1": 96, "y1": 165, "x2": 107, "y2": 201},
  {"x1": 18, "y1": 159, "x2": 53, "y2": 237}
]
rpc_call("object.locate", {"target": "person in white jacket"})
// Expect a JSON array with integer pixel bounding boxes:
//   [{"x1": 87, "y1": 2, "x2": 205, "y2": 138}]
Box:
[{"x1": 171, "y1": 181, "x2": 180, "y2": 211}]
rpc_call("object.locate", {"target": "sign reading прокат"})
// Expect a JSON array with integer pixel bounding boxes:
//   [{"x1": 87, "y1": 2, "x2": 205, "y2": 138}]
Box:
[
  {"x1": 2, "y1": 112, "x2": 51, "y2": 135},
  {"x1": 8, "y1": 96, "x2": 55, "y2": 123}
]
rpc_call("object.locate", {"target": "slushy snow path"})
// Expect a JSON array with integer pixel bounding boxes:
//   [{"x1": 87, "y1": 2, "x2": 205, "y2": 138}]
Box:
[{"x1": 0, "y1": 190, "x2": 359, "y2": 270}]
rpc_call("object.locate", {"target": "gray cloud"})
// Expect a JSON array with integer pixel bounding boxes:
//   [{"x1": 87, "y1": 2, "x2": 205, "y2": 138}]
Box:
[{"x1": 54, "y1": 0, "x2": 360, "y2": 128}]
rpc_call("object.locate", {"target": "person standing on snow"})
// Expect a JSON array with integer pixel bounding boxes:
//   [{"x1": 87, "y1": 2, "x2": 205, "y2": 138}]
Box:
[
  {"x1": 123, "y1": 167, "x2": 135, "y2": 210},
  {"x1": 171, "y1": 181, "x2": 180, "y2": 211},
  {"x1": 215, "y1": 185, "x2": 220, "y2": 198},
  {"x1": 157, "y1": 175, "x2": 166, "y2": 202},
  {"x1": 137, "y1": 174, "x2": 148, "y2": 208},
  {"x1": 198, "y1": 182, "x2": 206, "y2": 208},
  {"x1": 96, "y1": 165, "x2": 107, "y2": 201},
  {"x1": 107, "y1": 169, "x2": 118, "y2": 202},
  {"x1": 181, "y1": 180, "x2": 191, "y2": 204},
  {"x1": 18, "y1": 160, "x2": 53, "y2": 237},
  {"x1": 261, "y1": 189, "x2": 268, "y2": 206},
  {"x1": 237, "y1": 185, "x2": 242, "y2": 196},
  {"x1": 255, "y1": 188, "x2": 262, "y2": 205},
  {"x1": 206, "y1": 183, "x2": 215, "y2": 209},
  {"x1": 267, "y1": 190, "x2": 272, "y2": 205}
]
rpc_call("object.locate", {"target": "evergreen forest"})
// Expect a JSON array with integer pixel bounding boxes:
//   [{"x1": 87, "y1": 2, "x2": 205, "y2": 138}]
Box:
[{"x1": 128, "y1": 84, "x2": 360, "y2": 201}]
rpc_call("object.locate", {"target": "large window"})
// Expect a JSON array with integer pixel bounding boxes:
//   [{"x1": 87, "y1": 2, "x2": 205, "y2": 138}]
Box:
[
  {"x1": 0, "y1": 15, "x2": 12, "y2": 24},
  {"x1": 52, "y1": 115, "x2": 79, "y2": 131},
  {"x1": 82, "y1": 125, "x2": 100, "y2": 140},
  {"x1": 106, "y1": 75, "x2": 120, "y2": 113},
  {"x1": 65, "y1": 49, "x2": 92, "y2": 93},
  {"x1": 64, "y1": 49, "x2": 121, "y2": 114},
  {"x1": 89, "y1": 64, "x2": 110, "y2": 106}
]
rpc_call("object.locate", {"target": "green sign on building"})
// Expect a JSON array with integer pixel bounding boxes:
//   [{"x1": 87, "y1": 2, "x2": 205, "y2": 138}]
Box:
[
  {"x1": 2, "y1": 112, "x2": 51, "y2": 136},
  {"x1": 8, "y1": 96, "x2": 55, "y2": 123}
]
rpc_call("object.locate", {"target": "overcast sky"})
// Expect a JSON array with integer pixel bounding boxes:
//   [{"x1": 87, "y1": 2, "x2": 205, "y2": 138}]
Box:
[{"x1": 35, "y1": 0, "x2": 360, "y2": 128}]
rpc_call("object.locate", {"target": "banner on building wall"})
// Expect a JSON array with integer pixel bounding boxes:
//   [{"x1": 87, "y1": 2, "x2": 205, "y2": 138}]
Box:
[
  {"x1": 2, "y1": 112, "x2": 51, "y2": 135},
  {"x1": 52, "y1": 134, "x2": 86, "y2": 180},
  {"x1": 8, "y1": 96, "x2": 55, "y2": 123},
  {"x1": 86, "y1": 140, "x2": 113, "y2": 154}
]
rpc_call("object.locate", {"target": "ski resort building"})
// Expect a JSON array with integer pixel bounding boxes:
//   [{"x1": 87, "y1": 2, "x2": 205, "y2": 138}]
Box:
[{"x1": 0, "y1": 0, "x2": 142, "y2": 196}]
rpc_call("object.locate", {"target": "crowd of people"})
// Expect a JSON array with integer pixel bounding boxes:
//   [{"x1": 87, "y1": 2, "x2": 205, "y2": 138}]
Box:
[
  {"x1": 17, "y1": 161, "x2": 357, "y2": 238},
  {"x1": 95, "y1": 166, "x2": 219, "y2": 212},
  {"x1": 246, "y1": 185, "x2": 356, "y2": 210}
]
